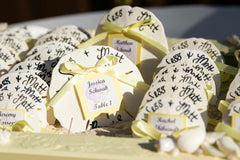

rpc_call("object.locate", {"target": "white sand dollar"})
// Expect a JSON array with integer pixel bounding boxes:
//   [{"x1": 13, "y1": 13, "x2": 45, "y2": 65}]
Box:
[
  {"x1": 0, "y1": 83, "x2": 47, "y2": 131},
  {"x1": 50, "y1": 25, "x2": 91, "y2": 42},
  {"x1": 226, "y1": 72, "x2": 240, "y2": 102},
  {"x1": 25, "y1": 41, "x2": 75, "y2": 59},
  {"x1": 154, "y1": 64, "x2": 217, "y2": 105},
  {"x1": 157, "y1": 49, "x2": 220, "y2": 94},
  {"x1": 48, "y1": 46, "x2": 146, "y2": 133},
  {"x1": 24, "y1": 42, "x2": 76, "y2": 69},
  {"x1": 0, "y1": 59, "x2": 9, "y2": 74},
  {"x1": 2, "y1": 25, "x2": 49, "y2": 40},
  {"x1": 0, "y1": 72, "x2": 48, "y2": 97},
  {"x1": 0, "y1": 44, "x2": 16, "y2": 68},
  {"x1": 170, "y1": 38, "x2": 223, "y2": 62},
  {"x1": 0, "y1": 35, "x2": 28, "y2": 59},
  {"x1": 23, "y1": 25, "x2": 49, "y2": 39},
  {"x1": 34, "y1": 33, "x2": 80, "y2": 48},
  {"x1": 35, "y1": 25, "x2": 90, "y2": 47},
  {"x1": 151, "y1": 70, "x2": 207, "y2": 91},
  {"x1": 9, "y1": 60, "x2": 52, "y2": 85},
  {"x1": 95, "y1": 5, "x2": 168, "y2": 84},
  {"x1": 141, "y1": 82, "x2": 208, "y2": 112},
  {"x1": 222, "y1": 98, "x2": 240, "y2": 125},
  {"x1": 136, "y1": 97, "x2": 206, "y2": 129}
]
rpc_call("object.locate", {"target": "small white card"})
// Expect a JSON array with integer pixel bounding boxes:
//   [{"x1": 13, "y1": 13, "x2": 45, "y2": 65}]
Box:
[
  {"x1": 148, "y1": 112, "x2": 186, "y2": 135},
  {"x1": 0, "y1": 109, "x2": 25, "y2": 126}
]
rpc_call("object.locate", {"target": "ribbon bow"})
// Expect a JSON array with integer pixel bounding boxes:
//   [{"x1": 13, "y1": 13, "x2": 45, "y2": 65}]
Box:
[
  {"x1": 0, "y1": 120, "x2": 33, "y2": 132},
  {"x1": 60, "y1": 55, "x2": 118, "y2": 75},
  {"x1": 48, "y1": 56, "x2": 149, "y2": 107},
  {"x1": 77, "y1": 19, "x2": 169, "y2": 59},
  {"x1": 131, "y1": 120, "x2": 199, "y2": 140}
]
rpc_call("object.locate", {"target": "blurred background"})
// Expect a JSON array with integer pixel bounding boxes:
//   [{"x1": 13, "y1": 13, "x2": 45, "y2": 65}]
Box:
[{"x1": 1, "y1": 0, "x2": 240, "y2": 24}]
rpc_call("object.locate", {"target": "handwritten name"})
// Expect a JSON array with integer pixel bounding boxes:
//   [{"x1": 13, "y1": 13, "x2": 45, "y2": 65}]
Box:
[{"x1": 179, "y1": 85, "x2": 202, "y2": 104}]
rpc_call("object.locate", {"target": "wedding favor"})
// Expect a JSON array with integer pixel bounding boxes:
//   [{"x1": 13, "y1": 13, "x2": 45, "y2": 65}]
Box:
[
  {"x1": 79, "y1": 6, "x2": 169, "y2": 84},
  {"x1": 156, "y1": 49, "x2": 220, "y2": 94},
  {"x1": 140, "y1": 82, "x2": 208, "y2": 113},
  {"x1": 222, "y1": 98, "x2": 240, "y2": 129},
  {"x1": 34, "y1": 25, "x2": 91, "y2": 48},
  {"x1": 170, "y1": 38, "x2": 224, "y2": 62},
  {"x1": 133, "y1": 97, "x2": 206, "y2": 153},
  {"x1": 24, "y1": 41, "x2": 76, "y2": 69},
  {"x1": 9, "y1": 60, "x2": 52, "y2": 85},
  {"x1": 136, "y1": 97, "x2": 206, "y2": 130},
  {"x1": 0, "y1": 35, "x2": 29, "y2": 61},
  {"x1": 0, "y1": 72, "x2": 48, "y2": 98},
  {"x1": 0, "y1": 44, "x2": 16, "y2": 73},
  {"x1": 24, "y1": 41, "x2": 75, "y2": 60},
  {"x1": 225, "y1": 72, "x2": 240, "y2": 102},
  {"x1": 48, "y1": 46, "x2": 148, "y2": 133},
  {"x1": 0, "y1": 83, "x2": 47, "y2": 132},
  {"x1": 1, "y1": 25, "x2": 49, "y2": 40}
]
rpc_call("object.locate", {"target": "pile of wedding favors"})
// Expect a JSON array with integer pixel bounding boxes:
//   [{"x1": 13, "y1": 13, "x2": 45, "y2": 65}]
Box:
[{"x1": 0, "y1": 5, "x2": 240, "y2": 159}]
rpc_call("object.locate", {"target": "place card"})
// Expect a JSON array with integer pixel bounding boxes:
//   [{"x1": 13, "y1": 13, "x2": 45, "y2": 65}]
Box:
[
  {"x1": 74, "y1": 73, "x2": 122, "y2": 120},
  {"x1": 108, "y1": 33, "x2": 141, "y2": 64},
  {"x1": 0, "y1": 109, "x2": 25, "y2": 126},
  {"x1": 148, "y1": 112, "x2": 186, "y2": 135}
]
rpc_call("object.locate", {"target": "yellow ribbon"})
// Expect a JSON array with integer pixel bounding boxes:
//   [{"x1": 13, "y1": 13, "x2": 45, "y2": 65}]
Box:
[
  {"x1": 215, "y1": 122, "x2": 240, "y2": 142},
  {"x1": 131, "y1": 120, "x2": 199, "y2": 140},
  {"x1": 215, "y1": 61, "x2": 238, "y2": 76},
  {"x1": 205, "y1": 81, "x2": 214, "y2": 102},
  {"x1": 0, "y1": 120, "x2": 33, "y2": 132},
  {"x1": 208, "y1": 118, "x2": 221, "y2": 126},
  {"x1": 218, "y1": 100, "x2": 230, "y2": 115},
  {"x1": 48, "y1": 56, "x2": 149, "y2": 107},
  {"x1": 234, "y1": 49, "x2": 240, "y2": 65},
  {"x1": 77, "y1": 19, "x2": 169, "y2": 59}
]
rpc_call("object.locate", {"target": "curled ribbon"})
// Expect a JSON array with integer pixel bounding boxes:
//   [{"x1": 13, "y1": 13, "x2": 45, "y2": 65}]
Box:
[
  {"x1": 131, "y1": 120, "x2": 199, "y2": 140},
  {"x1": 48, "y1": 56, "x2": 149, "y2": 107},
  {"x1": 77, "y1": 19, "x2": 169, "y2": 59},
  {"x1": 0, "y1": 120, "x2": 33, "y2": 132}
]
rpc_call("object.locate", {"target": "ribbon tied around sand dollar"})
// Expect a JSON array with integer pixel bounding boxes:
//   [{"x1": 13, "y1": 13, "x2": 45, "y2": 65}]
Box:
[
  {"x1": 77, "y1": 19, "x2": 169, "y2": 58},
  {"x1": 48, "y1": 55, "x2": 149, "y2": 107}
]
